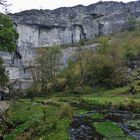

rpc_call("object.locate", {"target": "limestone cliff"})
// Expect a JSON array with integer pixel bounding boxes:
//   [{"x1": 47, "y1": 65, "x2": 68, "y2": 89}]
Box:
[{"x1": 1, "y1": 1, "x2": 140, "y2": 89}]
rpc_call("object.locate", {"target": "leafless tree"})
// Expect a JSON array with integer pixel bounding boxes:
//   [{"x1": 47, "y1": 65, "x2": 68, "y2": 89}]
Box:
[{"x1": 29, "y1": 47, "x2": 62, "y2": 93}]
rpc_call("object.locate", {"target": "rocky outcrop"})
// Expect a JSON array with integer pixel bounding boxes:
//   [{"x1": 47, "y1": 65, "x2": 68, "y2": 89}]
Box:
[
  {"x1": 11, "y1": 1, "x2": 140, "y2": 46},
  {"x1": 1, "y1": 1, "x2": 140, "y2": 89}
]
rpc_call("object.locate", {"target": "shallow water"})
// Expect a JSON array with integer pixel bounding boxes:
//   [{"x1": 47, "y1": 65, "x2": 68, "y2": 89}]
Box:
[{"x1": 69, "y1": 110, "x2": 140, "y2": 140}]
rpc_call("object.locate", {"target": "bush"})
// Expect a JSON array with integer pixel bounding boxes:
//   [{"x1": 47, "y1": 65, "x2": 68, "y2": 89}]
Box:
[
  {"x1": 83, "y1": 86, "x2": 93, "y2": 94},
  {"x1": 0, "y1": 58, "x2": 9, "y2": 87},
  {"x1": 58, "y1": 103, "x2": 74, "y2": 120},
  {"x1": 86, "y1": 54, "x2": 128, "y2": 88}
]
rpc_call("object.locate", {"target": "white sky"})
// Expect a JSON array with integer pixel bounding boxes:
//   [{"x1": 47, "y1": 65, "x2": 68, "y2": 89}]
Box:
[{"x1": 2, "y1": 0, "x2": 137, "y2": 13}]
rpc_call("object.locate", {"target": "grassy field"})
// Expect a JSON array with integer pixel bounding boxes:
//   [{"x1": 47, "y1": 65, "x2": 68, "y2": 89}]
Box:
[
  {"x1": 82, "y1": 84, "x2": 140, "y2": 110},
  {"x1": 1, "y1": 82, "x2": 139, "y2": 139},
  {"x1": 2, "y1": 99, "x2": 71, "y2": 140}
]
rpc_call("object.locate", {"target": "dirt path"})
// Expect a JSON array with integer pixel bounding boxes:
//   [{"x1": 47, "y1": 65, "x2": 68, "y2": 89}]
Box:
[{"x1": 0, "y1": 101, "x2": 9, "y2": 114}]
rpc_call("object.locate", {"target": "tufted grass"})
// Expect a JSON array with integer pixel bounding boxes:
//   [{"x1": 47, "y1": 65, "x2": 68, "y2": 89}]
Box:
[{"x1": 4, "y1": 99, "x2": 70, "y2": 140}]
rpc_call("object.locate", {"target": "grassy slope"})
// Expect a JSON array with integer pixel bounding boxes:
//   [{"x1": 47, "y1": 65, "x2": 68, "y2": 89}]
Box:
[{"x1": 4, "y1": 99, "x2": 70, "y2": 140}]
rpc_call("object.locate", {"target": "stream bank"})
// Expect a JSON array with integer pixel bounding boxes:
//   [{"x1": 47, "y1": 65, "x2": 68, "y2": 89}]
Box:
[{"x1": 70, "y1": 109, "x2": 140, "y2": 140}]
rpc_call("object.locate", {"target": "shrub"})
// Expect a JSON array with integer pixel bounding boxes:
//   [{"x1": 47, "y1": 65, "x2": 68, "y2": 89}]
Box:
[
  {"x1": 83, "y1": 86, "x2": 93, "y2": 94},
  {"x1": 58, "y1": 103, "x2": 73, "y2": 120}
]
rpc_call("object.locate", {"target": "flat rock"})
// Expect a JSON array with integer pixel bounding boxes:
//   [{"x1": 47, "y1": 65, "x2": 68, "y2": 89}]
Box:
[{"x1": 0, "y1": 101, "x2": 9, "y2": 114}]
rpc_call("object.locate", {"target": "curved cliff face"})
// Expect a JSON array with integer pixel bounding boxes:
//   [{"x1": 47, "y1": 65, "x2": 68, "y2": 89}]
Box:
[
  {"x1": 2, "y1": 1, "x2": 140, "y2": 88},
  {"x1": 10, "y1": 1, "x2": 140, "y2": 60},
  {"x1": 10, "y1": 1, "x2": 140, "y2": 47}
]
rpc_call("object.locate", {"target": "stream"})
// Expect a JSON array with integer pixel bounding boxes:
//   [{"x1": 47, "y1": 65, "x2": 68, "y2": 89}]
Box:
[{"x1": 69, "y1": 109, "x2": 140, "y2": 140}]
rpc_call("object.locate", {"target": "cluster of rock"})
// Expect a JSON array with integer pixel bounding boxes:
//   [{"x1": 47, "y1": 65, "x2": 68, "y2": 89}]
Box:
[
  {"x1": 0, "y1": 1, "x2": 140, "y2": 89},
  {"x1": 70, "y1": 110, "x2": 140, "y2": 140}
]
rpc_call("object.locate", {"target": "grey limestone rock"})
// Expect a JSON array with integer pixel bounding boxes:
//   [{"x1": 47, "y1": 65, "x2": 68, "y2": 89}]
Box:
[{"x1": 1, "y1": 1, "x2": 140, "y2": 89}]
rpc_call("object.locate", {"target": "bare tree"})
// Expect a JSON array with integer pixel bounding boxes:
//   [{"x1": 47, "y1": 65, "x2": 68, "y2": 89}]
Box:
[{"x1": 30, "y1": 47, "x2": 62, "y2": 93}]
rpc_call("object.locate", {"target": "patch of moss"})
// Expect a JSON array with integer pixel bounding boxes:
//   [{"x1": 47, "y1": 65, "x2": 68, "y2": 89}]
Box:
[
  {"x1": 76, "y1": 109, "x2": 89, "y2": 115},
  {"x1": 90, "y1": 113, "x2": 104, "y2": 119},
  {"x1": 93, "y1": 121, "x2": 124, "y2": 138}
]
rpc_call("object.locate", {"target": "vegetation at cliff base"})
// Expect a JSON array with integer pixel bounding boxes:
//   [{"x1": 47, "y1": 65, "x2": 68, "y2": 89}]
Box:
[
  {"x1": 0, "y1": 14, "x2": 18, "y2": 87},
  {"x1": 0, "y1": 58, "x2": 8, "y2": 87},
  {"x1": 34, "y1": 26, "x2": 140, "y2": 94}
]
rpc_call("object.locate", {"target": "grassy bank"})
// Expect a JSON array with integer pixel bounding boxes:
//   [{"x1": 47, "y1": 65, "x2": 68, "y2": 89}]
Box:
[
  {"x1": 1, "y1": 81, "x2": 140, "y2": 139},
  {"x1": 2, "y1": 99, "x2": 71, "y2": 140}
]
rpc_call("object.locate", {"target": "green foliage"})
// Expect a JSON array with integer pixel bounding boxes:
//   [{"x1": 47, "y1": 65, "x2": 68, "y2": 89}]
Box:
[
  {"x1": 31, "y1": 23, "x2": 140, "y2": 93},
  {"x1": 63, "y1": 31, "x2": 132, "y2": 90},
  {"x1": 110, "y1": 29, "x2": 140, "y2": 62},
  {"x1": 31, "y1": 46, "x2": 62, "y2": 93},
  {"x1": 0, "y1": 57, "x2": 8, "y2": 86},
  {"x1": 0, "y1": 14, "x2": 18, "y2": 87},
  {"x1": 64, "y1": 42, "x2": 127, "y2": 89},
  {"x1": 63, "y1": 60, "x2": 80, "y2": 93},
  {"x1": 0, "y1": 14, "x2": 18, "y2": 52},
  {"x1": 94, "y1": 37, "x2": 128, "y2": 87},
  {"x1": 97, "y1": 36, "x2": 110, "y2": 54},
  {"x1": 86, "y1": 54, "x2": 127, "y2": 88},
  {"x1": 127, "y1": 16, "x2": 137, "y2": 31}
]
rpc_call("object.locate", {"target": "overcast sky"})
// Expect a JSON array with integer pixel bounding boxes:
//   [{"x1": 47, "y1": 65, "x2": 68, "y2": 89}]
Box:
[{"x1": 2, "y1": 0, "x2": 137, "y2": 13}]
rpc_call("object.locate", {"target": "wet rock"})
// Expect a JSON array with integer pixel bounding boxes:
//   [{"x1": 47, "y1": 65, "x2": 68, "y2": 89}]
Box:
[
  {"x1": 70, "y1": 109, "x2": 140, "y2": 140},
  {"x1": 0, "y1": 91, "x2": 6, "y2": 101},
  {"x1": 70, "y1": 114, "x2": 103, "y2": 140}
]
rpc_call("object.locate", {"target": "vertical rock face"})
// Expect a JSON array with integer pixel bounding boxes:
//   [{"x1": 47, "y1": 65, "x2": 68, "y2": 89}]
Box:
[{"x1": 1, "y1": 1, "x2": 140, "y2": 89}]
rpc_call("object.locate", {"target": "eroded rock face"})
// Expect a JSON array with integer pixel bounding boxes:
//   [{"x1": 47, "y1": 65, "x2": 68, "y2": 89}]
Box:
[
  {"x1": 1, "y1": 1, "x2": 140, "y2": 89},
  {"x1": 11, "y1": 1, "x2": 140, "y2": 41}
]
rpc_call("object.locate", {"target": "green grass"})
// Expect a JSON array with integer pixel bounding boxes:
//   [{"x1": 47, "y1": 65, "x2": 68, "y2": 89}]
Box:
[
  {"x1": 76, "y1": 109, "x2": 89, "y2": 115},
  {"x1": 82, "y1": 95, "x2": 140, "y2": 108},
  {"x1": 2, "y1": 86, "x2": 140, "y2": 139},
  {"x1": 4, "y1": 99, "x2": 70, "y2": 140},
  {"x1": 2, "y1": 81, "x2": 140, "y2": 139},
  {"x1": 94, "y1": 121, "x2": 124, "y2": 137},
  {"x1": 7, "y1": 99, "x2": 44, "y2": 122},
  {"x1": 94, "y1": 121, "x2": 136, "y2": 140},
  {"x1": 79, "y1": 83, "x2": 140, "y2": 111},
  {"x1": 90, "y1": 113, "x2": 104, "y2": 119}
]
